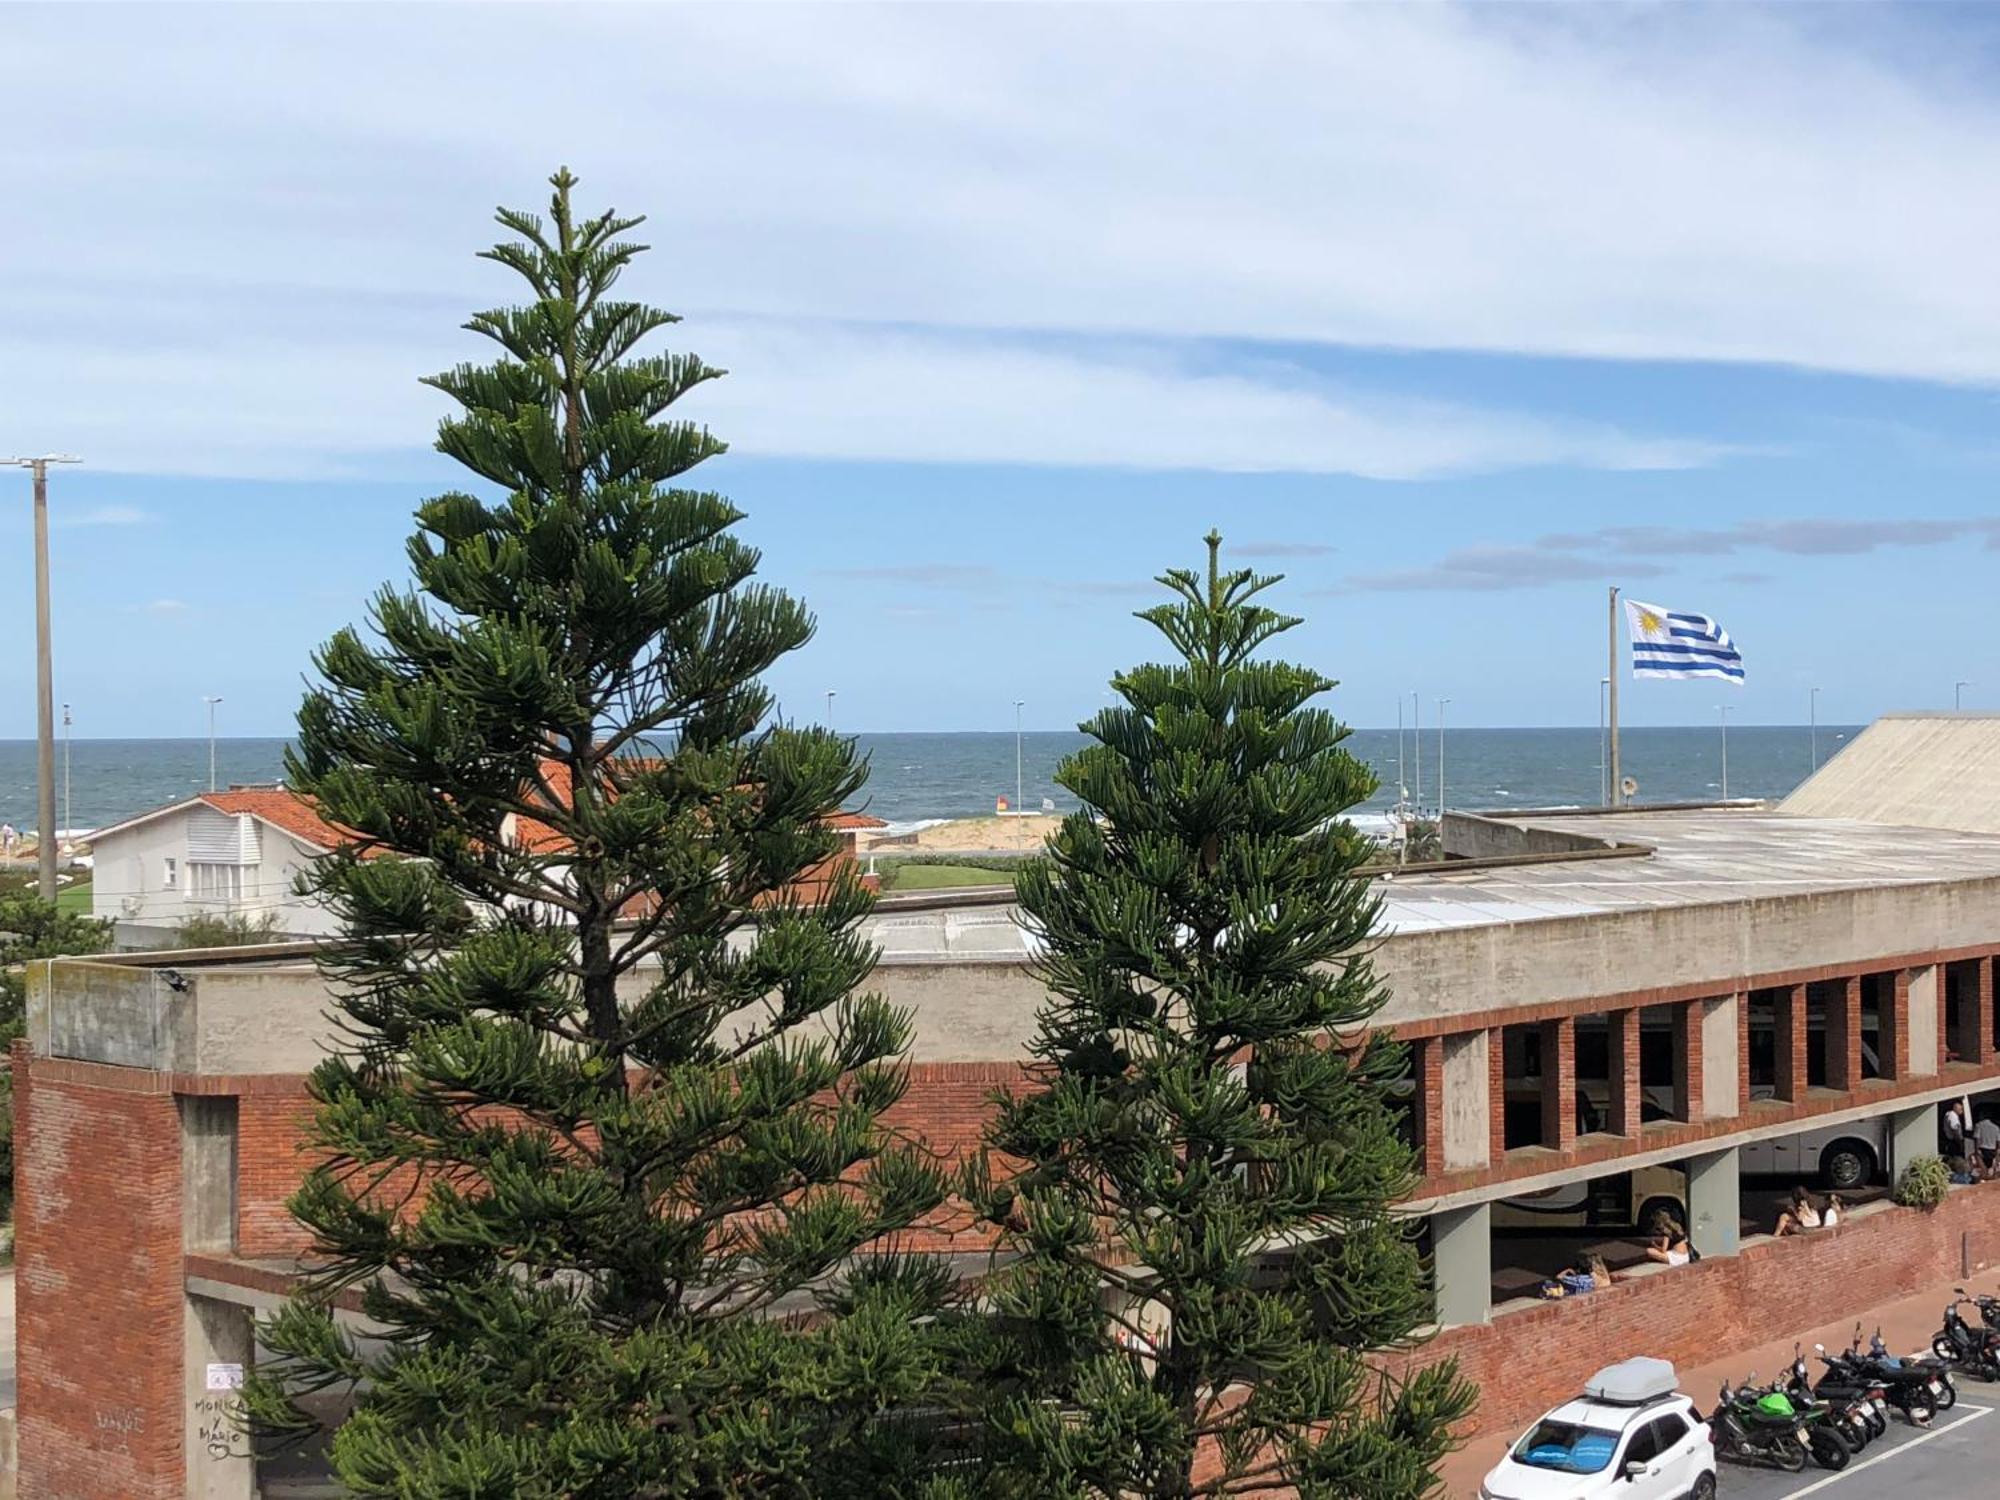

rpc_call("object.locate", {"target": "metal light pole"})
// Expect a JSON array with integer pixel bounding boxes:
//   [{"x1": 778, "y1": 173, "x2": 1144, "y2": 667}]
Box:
[
  {"x1": 1718, "y1": 704, "x2": 1732, "y2": 800},
  {"x1": 204, "y1": 696, "x2": 224, "y2": 792},
  {"x1": 7, "y1": 454, "x2": 79, "y2": 900},
  {"x1": 1809, "y1": 686, "x2": 1820, "y2": 772},
  {"x1": 1396, "y1": 696, "x2": 1406, "y2": 801},
  {"x1": 62, "y1": 702, "x2": 72, "y2": 846},
  {"x1": 1599, "y1": 677, "x2": 1610, "y2": 806},
  {"x1": 826, "y1": 689, "x2": 836, "y2": 731},
  {"x1": 1013, "y1": 700, "x2": 1025, "y2": 813},
  {"x1": 1957, "y1": 680, "x2": 1972, "y2": 711},
  {"x1": 1411, "y1": 691, "x2": 1422, "y2": 806},
  {"x1": 1437, "y1": 698, "x2": 1450, "y2": 820}
]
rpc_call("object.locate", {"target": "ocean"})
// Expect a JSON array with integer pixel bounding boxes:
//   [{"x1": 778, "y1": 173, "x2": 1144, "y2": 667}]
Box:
[{"x1": 0, "y1": 725, "x2": 1860, "y2": 835}]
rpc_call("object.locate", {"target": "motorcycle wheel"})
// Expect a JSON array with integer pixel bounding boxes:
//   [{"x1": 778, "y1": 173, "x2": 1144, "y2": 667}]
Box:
[
  {"x1": 1934, "y1": 1335, "x2": 1959, "y2": 1362},
  {"x1": 1865, "y1": 1406, "x2": 1888, "y2": 1438},
  {"x1": 1936, "y1": 1380, "x2": 1958, "y2": 1411},
  {"x1": 1809, "y1": 1427, "x2": 1852, "y2": 1471},
  {"x1": 1775, "y1": 1436, "x2": 1809, "y2": 1474}
]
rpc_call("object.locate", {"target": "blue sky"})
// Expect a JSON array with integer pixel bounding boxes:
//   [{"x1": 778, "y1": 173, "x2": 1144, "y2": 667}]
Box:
[{"x1": 7, "y1": 3, "x2": 2000, "y2": 735}]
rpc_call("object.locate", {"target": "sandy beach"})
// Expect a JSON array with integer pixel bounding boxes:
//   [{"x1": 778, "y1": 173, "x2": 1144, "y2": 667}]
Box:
[{"x1": 859, "y1": 813, "x2": 1063, "y2": 854}]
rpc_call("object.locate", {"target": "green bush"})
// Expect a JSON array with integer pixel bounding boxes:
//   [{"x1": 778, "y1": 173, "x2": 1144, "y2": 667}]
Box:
[{"x1": 1894, "y1": 1153, "x2": 1952, "y2": 1210}]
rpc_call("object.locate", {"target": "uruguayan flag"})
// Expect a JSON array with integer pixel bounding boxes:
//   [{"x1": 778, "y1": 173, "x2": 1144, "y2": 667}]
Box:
[{"x1": 1625, "y1": 598, "x2": 1744, "y2": 683}]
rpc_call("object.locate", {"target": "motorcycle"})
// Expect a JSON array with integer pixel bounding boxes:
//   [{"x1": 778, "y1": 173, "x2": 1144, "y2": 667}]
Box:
[
  {"x1": 1709, "y1": 1378, "x2": 1810, "y2": 1473},
  {"x1": 1932, "y1": 1293, "x2": 2000, "y2": 1381},
  {"x1": 1784, "y1": 1344, "x2": 1879, "y2": 1453},
  {"x1": 1754, "y1": 1370, "x2": 1852, "y2": 1471},
  {"x1": 1827, "y1": 1326, "x2": 1952, "y2": 1426}
]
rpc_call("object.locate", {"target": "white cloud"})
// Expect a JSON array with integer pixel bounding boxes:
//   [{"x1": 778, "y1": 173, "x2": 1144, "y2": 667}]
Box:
[
  {"x1": 62, "y1": 505, "x2": 151, "y2": 527},
  {"x1": 7, "y1": 5, "x2": 2000, "y2": 475},
  {"x1": 126, "y1": 598, "x2": 190, "y2": 615}
]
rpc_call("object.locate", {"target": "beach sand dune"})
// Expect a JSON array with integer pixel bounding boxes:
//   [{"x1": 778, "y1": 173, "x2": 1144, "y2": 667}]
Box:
[{"x1": 860, "y1": 813, "x2": 1063, "y2": 854}]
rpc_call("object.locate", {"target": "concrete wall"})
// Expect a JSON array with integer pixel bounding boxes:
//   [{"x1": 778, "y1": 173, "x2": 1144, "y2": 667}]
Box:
[
  {"x1": 1370, "y1": 874, "x2": 2000, "y2": 1030},
  {"x1": 1441, "y1": 812, "x2": 1630, "y2": 861}
]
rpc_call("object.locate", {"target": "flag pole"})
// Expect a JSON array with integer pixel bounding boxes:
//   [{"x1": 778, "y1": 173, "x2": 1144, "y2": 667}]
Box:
[{"x1": 1608, "y1": 585, "x2": 1622, "y2": 806}]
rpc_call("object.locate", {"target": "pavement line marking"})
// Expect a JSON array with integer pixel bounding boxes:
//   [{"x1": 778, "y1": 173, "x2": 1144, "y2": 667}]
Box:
[{"x1": 1780, "y1": 1402, "x2": 1992, "y2": 1497}]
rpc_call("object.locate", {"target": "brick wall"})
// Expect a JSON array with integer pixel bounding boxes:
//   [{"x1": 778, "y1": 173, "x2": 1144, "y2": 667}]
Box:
[
  {"x1": 236, "y1": 1087, "x2": 317, "y2": 1257},
  {"x1": 14, "y1": 1048, "x2": 186, "y2": 1499},
  {"x1": 1396, "y1": 1186, "x2": 2000, "y2": 1441}
]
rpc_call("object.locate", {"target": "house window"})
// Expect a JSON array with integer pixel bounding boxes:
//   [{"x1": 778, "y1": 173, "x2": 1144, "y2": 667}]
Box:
[
  {"x1": 189, "y1": 862, "x2": 245, "y2": 903},
  {"x1": 163, "y1": 857, "x2": 178, "y2": 889}
]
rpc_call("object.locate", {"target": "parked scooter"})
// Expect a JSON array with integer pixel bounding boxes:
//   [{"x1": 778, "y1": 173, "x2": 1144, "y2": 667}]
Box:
[
  {"x1": 1932, "y1": 1293, "x2": 2000, "y2": 1381},
  {"x1": 1783, "y1": 1344, "x2": 1879, "y2": 1453},
  {"x1": 1750, "y1": 1370, "x2": 1852, "y2": 1471},
  {"x1": 1709, "y1": 1379, "x2": 1810, "y2": 1473},
  {"x1": 1826, "y1": 1326, "x2": 1953, "y2": 1426}
]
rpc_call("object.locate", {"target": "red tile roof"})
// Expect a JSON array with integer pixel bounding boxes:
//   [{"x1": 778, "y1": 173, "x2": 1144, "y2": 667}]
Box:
[{"x1": 199, "y1": 788, "x2": 375, "y2": 855}]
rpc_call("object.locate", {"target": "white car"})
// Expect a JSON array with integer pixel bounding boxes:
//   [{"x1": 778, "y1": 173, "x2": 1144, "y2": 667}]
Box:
[{"x1": 1479, "y1": 1359, "x2": 1716, "y2": 1500}]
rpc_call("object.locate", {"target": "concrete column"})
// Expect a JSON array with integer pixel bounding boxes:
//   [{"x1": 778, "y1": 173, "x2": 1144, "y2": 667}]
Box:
[
  {"x1": 1432, "y1": 1202, "x2": 1492, "y2": 1328},
  {"x1": 1828, "y1": 976, "x2": 1862, "y2": 1091},
  {"x1": 1980, "y1": 958, "x2": 1997, "y2": 1063},
  {"x1": 184, "y1": 1294, "x2": 257, "y2": 1499},
  {"x1": 1440, "y1": 1029, "x2": 1493, "y2": 1172},
  {"x1": 1737, "y1": 992, "x2": 1752, "y2": 1114},
  {"x1": 1905, "y1": 966, "x2": 1939, "y2": 1079},
  {"x1": 1671, "y1": 1002, "x2": 1702, "y2": 1122},
  {"x1": 179, "y1": 1095, "x2": 237, "y2": 1254},
  {"x1": 1686, "y1": 1146, "x2": 1741, "y2": 1258},
  {"x1": 1889, "y1": 1102, "x2": 1939, "y2": 1181},
  {"x1": 1775, "y1": 984, "x2": 1808, "y2": 1102},
  {"x1": 1700, "y1": 994, "x2": 1741, "y2": 1121},
  {"x1": 1540, "y1": 1017, "x2": 1576, "y2": 1151},
  {"x1": 1609, "y1": 1007, "x2": 1643, "y2": 1136}
]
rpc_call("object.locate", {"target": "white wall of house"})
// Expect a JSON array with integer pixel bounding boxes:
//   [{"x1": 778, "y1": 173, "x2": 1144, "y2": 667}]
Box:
[{"x1": 89, "y1": 805, "x2": 339, "y2": 945}]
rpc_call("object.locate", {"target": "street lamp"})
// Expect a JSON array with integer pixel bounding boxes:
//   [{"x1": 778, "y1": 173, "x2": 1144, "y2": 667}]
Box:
[
  {"x1": 204, "y1": 696, "x2": 224, "y2": 792},
  {"x1": 1437, "y1": 698, "x2": 1450, "y2": 819},
  {"x1": 6, "y1": 453, "x2": 80, "y2": 900},
  {"x1": 61, "y1": 702, "x2": 72, "y2": 847},
  {"x1": 1717, "y1": 704, "x2": 1732, "y2": 800},
  {"x1": 1014, "y1": 700, "x2": 1025, "y2": 814},
  {"x1": 1809, "y1": 686, "x2": 1820, "y2": 772},
  {"x1": 1957, "y1": 681, "x2": 1973, "y2": 711},
  {"x1": 826, "y1": 689, "x2": 836, "y2": 732}
]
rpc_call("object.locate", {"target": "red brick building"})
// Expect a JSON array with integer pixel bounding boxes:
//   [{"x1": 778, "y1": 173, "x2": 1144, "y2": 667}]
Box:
[{"x1": 21, "y1": 716, "x2": 2000, "y2": 1495}]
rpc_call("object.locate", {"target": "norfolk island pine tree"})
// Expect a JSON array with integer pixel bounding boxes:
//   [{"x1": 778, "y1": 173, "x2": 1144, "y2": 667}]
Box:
[
  {"x1": 240, "y1": 171, "x2": 959, "y2": 1498},
  {"x1": 958, "y1": 535, "x2": 1475, "y2": 1498}
]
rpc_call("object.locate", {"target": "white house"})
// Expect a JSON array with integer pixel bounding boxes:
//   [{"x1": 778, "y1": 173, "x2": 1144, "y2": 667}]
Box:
[{"x1": 87, "y1": 787, "x2": 360, "y2": 947}]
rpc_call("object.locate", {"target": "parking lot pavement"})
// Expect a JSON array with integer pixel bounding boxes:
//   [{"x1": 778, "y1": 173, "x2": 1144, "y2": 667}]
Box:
[
  {"x1": 1443, "y1": 1269, "x2": 2000, "y2": 1497},
  {"x1": 1715, "y1": 1401, "x2": 1993, "y2": 1498}
]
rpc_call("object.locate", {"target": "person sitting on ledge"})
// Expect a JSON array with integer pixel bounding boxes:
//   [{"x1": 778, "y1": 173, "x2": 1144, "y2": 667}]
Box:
[
  {"x1": 1774, "y1": 1185, "x2": 1822, "y2": 1237},
  {"x1": 1642, "y1": 1213, "x2": 1693, "y2": 1267},
  {"x1": 1823, "y1": 1192, "x2": 1845, "y2": 1227}
]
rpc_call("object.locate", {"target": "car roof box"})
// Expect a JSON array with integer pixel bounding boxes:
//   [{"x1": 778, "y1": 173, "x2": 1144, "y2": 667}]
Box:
[{"x1": 1584, "y1": 1357, "x2": 1677, "y2": 1405}]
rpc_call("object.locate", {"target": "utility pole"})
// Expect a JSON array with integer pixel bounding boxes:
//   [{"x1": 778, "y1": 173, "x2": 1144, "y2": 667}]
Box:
[
  {"x1": 826, "y1": 688, "x2": 836, "y2": 731},
  {"x1": 1411, "y1": 691, "x2": 1422, "y2": 807},
  {"x1": 204, "y1": 696, "x2": 224, "y2": 792},
  {"x1": 1809, "y1": 686, "x2": 1820, "y2": 772},
  {"x1": 1957, "y1": 680, "x2": 1972, "y2": 712},
  {"x1": 7, "y1": 454, "x2": 79, "y2": 900}
]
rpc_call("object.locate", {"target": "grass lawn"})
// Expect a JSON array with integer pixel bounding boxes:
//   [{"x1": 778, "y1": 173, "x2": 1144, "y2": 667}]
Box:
[
  {"x1": 876, "y1": 862, "x2": 1016, "y2": 892},
  {"x1": 56, "y1": 879, "x2": 92, "y2": 914}
]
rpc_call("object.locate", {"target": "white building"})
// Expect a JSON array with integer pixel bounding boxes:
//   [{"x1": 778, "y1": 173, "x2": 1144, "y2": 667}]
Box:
[{"x1": 86, "y1": 787, "x2": 357, "y2": 947}]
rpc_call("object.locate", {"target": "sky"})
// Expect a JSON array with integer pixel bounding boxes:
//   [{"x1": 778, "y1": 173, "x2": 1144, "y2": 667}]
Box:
[{"x1": 7, "y1": 2, "x2": 2000, "y2": 736}]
